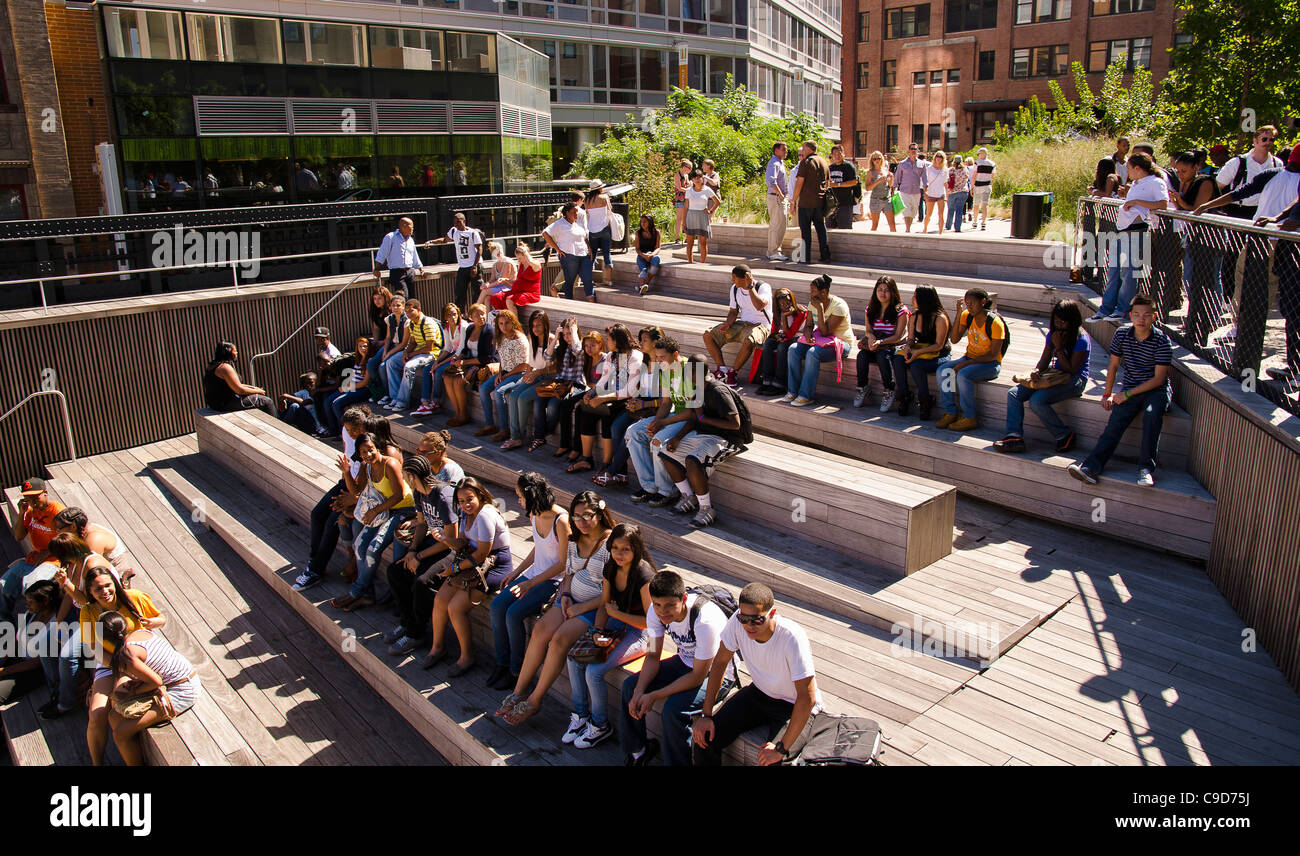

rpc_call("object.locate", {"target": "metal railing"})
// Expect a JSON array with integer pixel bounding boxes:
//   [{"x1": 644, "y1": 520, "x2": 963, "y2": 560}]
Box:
[
  {"x1": 1074, "y1": 196, "x2": 1300, "y2": 414},
  {"x1": 0, "y1": 390, "x2": 76, "y2": 462},
  {"x1": 249, "y1": 269, "x2": 372, "y2": 389}
]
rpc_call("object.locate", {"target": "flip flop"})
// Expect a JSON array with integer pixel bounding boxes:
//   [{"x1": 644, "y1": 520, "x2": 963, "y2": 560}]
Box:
[
  {"x1": 567, "y1": 458, "x2": 593, "y2": 473},
  {"x1": 505, "y1": 699, "x2": 541, "y2": 726},
  {"x1": 527, "y1": 439, "x2": 547, "y2": 452}
]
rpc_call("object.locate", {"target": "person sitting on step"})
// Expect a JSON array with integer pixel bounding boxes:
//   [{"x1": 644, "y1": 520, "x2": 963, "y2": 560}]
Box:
[
  {"x1": 1068, "y1": 294, "x2": 1170, "y2": 488},
  {"x1": 1, "y1": 477, "x2": 64, "y2": 626},
  {"x1": 474, "y1": 309, "x2": 532, "y2": 443},
  {"x1": 783, "y1": 274, "x2": 853, "y2": 407},
  {"x1": 202, "y1": 341, "x2": 275, "y2": 417},
  {"x1": 890, "y1": 284, "x2": 950, "y2": 420},
  {"x1": 995, "y1": 299, "x2": 1091, "y2": 454},
  {"x1": 331, "y1": 432, "x2": 415, "y2": 613},
  {"x1": 756, "y1": 288, "x2": 809, "y2": 396},
  {"x1": 571, "y1": 323, "x2": 644, "y2": 475},
  {"x1": 443, "y1": 303, "x2": 494, "y2": 428},
  {"x1": 595, "y1": 325, "x2": 664, "y2": 488},
  {"x1": 529, "y1": 318, "x2": 591, "y2": 454},
  {"x1": 704, "y1": 264, "x2": 773, "y2": 388},
  {"x1": 627, "y1": 341, "x2": 701, "y2": 506},
  {"x1": 854, "y1": 276, "x2": 910, "y2": 411},
  {"x1": 935, "y1": 287, "x2": 1005, "y2": 432}
]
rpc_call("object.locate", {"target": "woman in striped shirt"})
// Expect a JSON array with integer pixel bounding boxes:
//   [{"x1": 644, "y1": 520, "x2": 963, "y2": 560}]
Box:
[{"x1": 854, "y1": 276, "x2": 910, "y2": 411}]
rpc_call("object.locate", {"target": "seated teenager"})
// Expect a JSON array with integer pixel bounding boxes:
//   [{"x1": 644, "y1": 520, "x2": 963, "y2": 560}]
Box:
[
  {"x1": 416, "y1": 304, "x2": 470, "y2": 416},
  {"x1": 385, "y1": 299, "x2": 444, "y2": 413},
  {"x1": 627, "y1": 341, "x2": 700, "y2": 505},
  {"x1": 936, "y1": 287, "x2": 1006, "y2": 431},
  {"x1": 595, "y1": 325, "x2": 664, "y2": 488},
  {"x1": 890, "y1": 284, "x2": 950, "y2": 420},
  {"x1": 443, "y1": 303, "x2": 494, "y2": 428},
  {"x1": 551, "y1": 330, "x2": 608, "y2": 464},
  {"x1": 490, "y1": 243, "x2": 542, "y2": 315},
  {"x1": 1069, "y1": 295, "x2": 1170, "y2": 487},
  {"x1": 295, "y1": 406, "x2": 370, "y2": 592},
  {"x1": 571, "y1": 323, "x2": 643, "y2": 475},
  {"x1": 424, "y1": 477, "x2": 513, "y2": 678},
  {"x1": 100, "y1": 610, "x2": 201, "y2": 767},
  {"x1": 501, "y1": 310, "x2": 556, "y2": 450},
  {"x1": 783, "y1": 274, "x2": 853, "y2": 407},
  {"x1": 653, "y1": 357, "x2": 752, "y2": 529},
  {"x1": 2, "y1": 477, "x2": 64, "y2": 625},
  {"x1": 563, "y1": 522, "x2": 655, "y2": 750},
  {"x1": 620, "y1": 570, "x2": 732, "y2": 766},
  {"x1": 756, "y1": 288, "x2": 808, "y2": 397},
  {"x1": 201, "y1": 341, "x2": 275, "y2": 416},
  {"x1": 633, "y1": 215, "x2": 663, "y2": 295},
  {"x1": 487, "y1": 473, "x2": 571, "y2": 690},
  {"x1": 278, "y1": 372, "x2": 322, "y2": 435},
  {"x1": 497, "y1": 491, "x2": 613, "y2": 725},
  {"x1": 704, "y1": 265, "x2": 772, "y2": 388},
  {"x1": 384, "y1": 438, "x2": 464, "y2": 656},
  {"x1": 80, "y1": 565, "x2": 164, "y2": 766},
  {"x1": 529, "y1": 317, "x2": 592, "y2": 454},
  {"x1": 995, "y1": 299, "x2": 1091, "y2": 454},
  {"x1": 9, "y1": 580, "x2": 79, "y2": 719},
  {"x1": 474, "y1": 310, "x2": 531, "y2": 442},
  {"x1": 692, "y1": 583, "x2": 821, "y2": 766},
  {"x1": 854, "y1": 276, "x2": 909, "y2": 411},
  {"x1": 372, "y1": 294, "x2": 409, "y2": 407},
  {"x1": 320, "y1": 337, "x2": 373, "y2": 438},
  {"x1": 330, "y1": 432, "x2": 415, "y2": 613},
  {"x1": 476, "y1": 240, "x2": 518, "y2": 311}
]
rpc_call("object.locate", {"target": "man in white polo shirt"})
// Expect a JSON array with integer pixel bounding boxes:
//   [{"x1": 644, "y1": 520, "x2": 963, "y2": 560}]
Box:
[
  {"x1": 692, "y1": 582, "x2": 821, "y2": 765},
  {"x1": 702, "y1": 264, "x2": 772, "y2": 388}
]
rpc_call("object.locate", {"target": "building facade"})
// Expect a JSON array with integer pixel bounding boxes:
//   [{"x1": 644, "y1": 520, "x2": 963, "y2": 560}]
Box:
[{"x1": 842, "y1": 0, "x2": 1179, "y2": 158}]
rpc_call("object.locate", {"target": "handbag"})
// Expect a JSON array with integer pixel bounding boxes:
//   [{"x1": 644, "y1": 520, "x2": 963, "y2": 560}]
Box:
[
  {"x1": 1012, "y1": 369, "x2": 1073, "y2": 389},
  {"x1": 890, "y1": 190, "x2": 905, "y2": 216},
  {"x1": 446, "y1": 547, "x2": 496, "y2": 606},
  {"x1": 112, "y1": 688, "x2": 176, "y2": 720},
  {"x1": 354, "y1": 482, "x2": 390, "y2": 528},
  {"x1": 536, "y1": 380, "x2": 570, "y2": 399},
  {"x1": 568, "y1": 624, "x2": 626, "y2": 665}
]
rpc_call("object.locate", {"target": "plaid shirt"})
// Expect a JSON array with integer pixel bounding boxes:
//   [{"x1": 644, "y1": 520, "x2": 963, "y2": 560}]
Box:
[{"x1": 551, "y1": 342, "x2": 586, "y2": 384}]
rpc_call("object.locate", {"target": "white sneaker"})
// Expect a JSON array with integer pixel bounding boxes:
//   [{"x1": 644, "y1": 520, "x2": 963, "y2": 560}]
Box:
[
  {"x1": 879, "y1": 389, "x2": 896, "y2": 413},
  {"x1": 778, "y1": 392, "x2": 796, "y2": 403},
  {"x1": 791, "y1": 396, "x2": 814, "y2": 407},
  {"x1": 561, "y1": 713, "x2": 588, "y2": 745},
  {"x1": 376, "y1": 396, "x2": 392, "y2": 406},
  {"x1": 383, "y1": 624, "x2": 406, "y2": 644},
  {"x1": 1137, "y1": 468, "x2": 1155, "y2": 487},
  {"x1": 852, "y1": 386, "x2": 869, "y2": 408},
  {"x1": 573, "y1": 721, "x2": 613, "y2": 749},
  {"x1": 768, "y1": 252, "x2": 790, "y2": 262}
]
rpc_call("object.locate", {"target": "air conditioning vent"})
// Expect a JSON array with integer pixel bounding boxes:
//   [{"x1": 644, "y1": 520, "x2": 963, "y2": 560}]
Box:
[{"x1": 194, "y1": 97, "x2": 289, "y2": 136}]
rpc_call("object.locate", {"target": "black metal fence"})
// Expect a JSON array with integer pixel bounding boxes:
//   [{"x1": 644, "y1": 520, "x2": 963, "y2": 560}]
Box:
[{"x1": 1075, "y1": 197, "x2": 1300, "y2": 415}]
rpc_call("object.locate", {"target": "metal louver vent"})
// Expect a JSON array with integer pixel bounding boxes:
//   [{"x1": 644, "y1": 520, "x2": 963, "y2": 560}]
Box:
[
  {"x1": 500, "y1": 106, "x2": 522, "y2": 136},
  {"x1": 291, "y1": 99, "x2": 374, "y2": 134},
  {"x1": 375, "y1": 101, "x2": 450, "y2": 134},
  {"x1": 518, "y1": 110, "x2": 538, "y2": 137},
  {"x1": 449, "y1": 102, "x2": 499, "y2": 134},
  {"x1": 537, "y1": 113, "x2": 551, "y2": 138},
  {"x1": 194, "y1": 97, "x2": 289, "y2": 136}
]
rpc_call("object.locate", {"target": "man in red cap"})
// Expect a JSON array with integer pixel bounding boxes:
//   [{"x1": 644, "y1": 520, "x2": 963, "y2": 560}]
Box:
[{"x1": 2, "y1": 477, "x2": 65, "y2": 624}]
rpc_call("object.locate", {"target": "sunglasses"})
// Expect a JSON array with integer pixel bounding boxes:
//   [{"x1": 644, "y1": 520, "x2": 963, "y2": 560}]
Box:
[
  {"x1": 1260, "y1": 137, "x2": 1275, "y2": 143},
  {"x1": 574, "y1": 511, "x2": 599, "y2": 522},
  {"x1": 737, "y1": 611, "x2": 769, "y2": 626}
]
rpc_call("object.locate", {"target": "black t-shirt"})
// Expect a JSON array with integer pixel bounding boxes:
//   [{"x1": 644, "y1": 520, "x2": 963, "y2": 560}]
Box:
[
  {"x1": 416, "y1": 485, "x2": 456, "y2": 534},
  {"x1": 1180, "y1": 174, "x2": 1215, "y2": 208},
  {"x1": 829, "y1": 160, "x2": 857, "y2": 187},
  {"x1": 603, "y1": 558, "x2": 655, "y2": 617},
  {"x1": 696, "y1": 378, "x2": 746, "y2": 444},
  {"x1": 636, "y1": 229, "x2": 660, "y2": 254}
]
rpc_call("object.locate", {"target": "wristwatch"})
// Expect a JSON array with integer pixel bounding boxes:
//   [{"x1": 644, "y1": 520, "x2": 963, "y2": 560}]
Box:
[{"x1": 772, "y1": 740, "x2": 789, "y2": 758}]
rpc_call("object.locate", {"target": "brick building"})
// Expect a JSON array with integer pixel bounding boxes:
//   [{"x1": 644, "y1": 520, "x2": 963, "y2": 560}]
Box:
[{"x1": 841, "y1": 0, "x2": 1179, "y2": 158}]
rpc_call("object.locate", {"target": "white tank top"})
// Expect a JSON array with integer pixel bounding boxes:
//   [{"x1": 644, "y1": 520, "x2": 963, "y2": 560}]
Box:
[
  {"x1": 89, "y1": 524, "x2": 129, "y2": 566},
  {"x1": 587, "y1": 203, "x2": 610, "y2": 233},
  {"x1": 522, "y1": 511, "x2": 563, "y2": 581}
]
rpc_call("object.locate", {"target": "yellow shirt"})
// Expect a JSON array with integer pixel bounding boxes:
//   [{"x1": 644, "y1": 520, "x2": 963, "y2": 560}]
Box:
[
  {"x1": 959, "y1": 309, "x2": 1006, "y2": 362},
  {"x1": 80, "y1": 589, "x2": 161, "y2": 661}
]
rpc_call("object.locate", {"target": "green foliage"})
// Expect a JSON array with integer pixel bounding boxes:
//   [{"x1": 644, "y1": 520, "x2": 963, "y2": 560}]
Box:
[{"x1": 991, "y1": 61, "x2": 1166, "y2": 148}]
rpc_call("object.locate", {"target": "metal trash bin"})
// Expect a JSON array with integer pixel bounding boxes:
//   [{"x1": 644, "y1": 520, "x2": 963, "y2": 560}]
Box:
[{"x1": 1010, "y1": 191, "x2": 1053, "y2": 239}]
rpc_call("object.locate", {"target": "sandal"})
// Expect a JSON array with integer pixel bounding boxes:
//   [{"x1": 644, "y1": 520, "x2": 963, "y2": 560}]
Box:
[
  {"x1": 591, "y1": 470, "x2": 607, "y2": 485},
  {"x1": 494, "y1": 693, "x2": 522, "y2": 717},
  {"x1": 604, "y1": 473, "x2": 628, "y2": 488},
  {"x1": 552, "y1": 447, "x2": 571, "y2": 458},
  {"x1": 505, "y1": 698, "x2": 541, "y2": 725},
  {"x1": 500, "y1": 438, "x2": 524, "y2": 451},
  {"x1": 566, "y1": 457, "x2": 593, "y2": 474},
  {"x1": 527, "y1": 439, "x2": 547, "y2": 453}
]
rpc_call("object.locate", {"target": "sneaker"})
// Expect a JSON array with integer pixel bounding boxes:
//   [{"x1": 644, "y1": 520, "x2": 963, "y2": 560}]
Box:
[
  {"x1": 648, "y1": 490, "x2": 681, "y2": 509},
  {"x1": 624, "y1": 737, "x2": 660, "y2": 766},
  {"x1": 1104, "y1": 313, "x2": 1125, "y2": 322},
  {"x1": 790, "y1": 396, "x2": 814, "y2": 407},
  {"x1": 949, "y1": 417, "x2": 978, "y2": 431},
  {"x1": 574, "y1": 721, "x2": 613, "y2": 749},
  {"x1": 724, "y1": 368, "x2": 738, "y2": 387},
  {"x1": 385, "y1": 401, "x2": 403, "y2": 411},
  {"x1": 1137, "y1": 468, "x2": 1155, "y2": 487},
  {"x1": 412, "y1": 404, "x2": 434, "y2": 416},
  {"x1": 376, "y1": 396, "x2": 392, "y2": 407},
  {"x1": 291, "y1": 571, "x2": 321, "y2": 591},
  {"x1": 1054, "y1": 431, "x2": 1076, "y2": 453},
  {"x1": 388, "y1": 635, "x2": 420, "y2": 656},
  {"x1": 562, "y1": 713, "x2": 589, "y2": 745},
  {"x1": 778, "y1": 392, "x2": 797, "y2": 403},
  {"x1": 630, "y1": 489, "x2": 661, "y2": 503},
  {"x1": 935, "y1": 413, "x2": 958, "y2": 429},
  {"x1": 383, "y1": 624, "x2": 407, "y2": 644},
  {"x1": 979, "y1": 223, "x2": 986, "y2": 230},
  {"x1": 690, "y1": 506, "x2": 718, "y2": 528},
  {"x1": 768, "y1": 252, "x2": 789, "y2": 262},
  {"x1": 879, "y1": 389, "x2": 896, "y2": 413},
  {"x1": 671, "y1": 494, "x2": 700, "y2": 516},
  {"x1": 639, "y1": 284, "x2": 650, "y2": 296},
  {"x1": 1067, "y1": 463, "x2": 1099, "y2": 485},
  {"x1": 39, "y1": 700, "x2": 70, "y2": 720},
  {"x1": 993, "y1": 435, "x2": 1026, "y2": 453},
  {"x1": 1086, "y1": 313, "x2": 1107, "y2": 322},
  {"x1": 711, "y1": 367, "x2": 729, "y2": 383},
  {"x1": 852, "y1": 386, "x2": 869, "y2": 408}
]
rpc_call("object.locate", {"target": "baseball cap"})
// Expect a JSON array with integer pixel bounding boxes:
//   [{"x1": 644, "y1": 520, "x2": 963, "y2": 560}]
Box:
[
  {"x1": 313, "y1": 327, "x2": 330, "y2": 338},
  {"x1": 20, "y1": 477, "x2": 47, "y2": 495},
  {"x1": 1288, "y1": 146, "x2": 1300, "y2": 166},
  {"x1": 1209, "y1": 144, "x2": 1229, "y2": 156}
]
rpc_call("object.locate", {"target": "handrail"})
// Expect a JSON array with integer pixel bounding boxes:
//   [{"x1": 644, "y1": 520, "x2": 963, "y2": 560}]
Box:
[
  {"x1": 0, "y1": 390, "x2": 76, "y2": 462},
  {"x1": 249, "y1": 269, "x2": 371, "y2": 389},
  {"x1": 1081, "y1": 195, "x2": 1300, "y2": 243}
]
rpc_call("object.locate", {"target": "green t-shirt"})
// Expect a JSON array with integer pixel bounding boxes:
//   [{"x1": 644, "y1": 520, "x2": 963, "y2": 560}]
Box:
[{"x1": 665, "y1": 356, "x2": 697, "y2": 414}]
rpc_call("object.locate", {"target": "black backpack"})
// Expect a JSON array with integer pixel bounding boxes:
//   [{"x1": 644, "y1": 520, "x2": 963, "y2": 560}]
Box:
[
  {"x1": 983, "y1": 312, "x2": 1010, "y2": 358},
  {"x1": 684, "y1": 585, "x2": 743, "y2": 690},
  {"x1": 726, "y1": 386, "x2": 754, "y2": 447},
  {"x1": 789, "y1": 713, "x2": 882, "y2": 766}
]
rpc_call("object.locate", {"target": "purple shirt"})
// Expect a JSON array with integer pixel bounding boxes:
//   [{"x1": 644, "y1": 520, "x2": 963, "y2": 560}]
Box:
[{"x1": 894, "y1": 157, "x2": 925, "y2": 195}]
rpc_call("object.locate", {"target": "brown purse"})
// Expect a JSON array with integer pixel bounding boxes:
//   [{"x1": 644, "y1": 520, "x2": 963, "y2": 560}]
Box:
[
  {"x1": 568, "y1": 625, "x2": 626, "y2": 665},
  {"x1": 1012, "y1": 369, "x2": 1072, "y2": 389},
  {"x1": 446, "y1": 548, "x2": 497, "y2": 606}
]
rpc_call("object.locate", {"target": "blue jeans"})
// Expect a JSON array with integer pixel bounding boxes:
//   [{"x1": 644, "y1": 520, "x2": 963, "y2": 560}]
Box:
[
  {"x1": 388, "y1": 354, "x2": 433, "y2": 408},
  {"x1": 1005, "y1": 376, "x2": 1086, "y2": 440},
  {"x1": 40, "y1": 621, "x2": 82, "y2": 712},
  {"x1": 569, "y1": 620, "x2": 650, "y2": 728},
  {"x1": 508, "y1": 374, "x2": 551, "y2": 440},
  {"x1": 489, "y1": 576, "x2": 562, "y2": 673},
  {"x1": 491, "y1": 375, "x2": 525, "y2": 431},
  {"x1": 366, "y1": 352, "x2": 387, "y2": 397},
  {"x1": 636, "y1": 255, "x2": 661, "y2": 278},
  {"x1": 590, "y1": 226, "x2": 613, "y2": 268},
  {"x1": 560, "y1": 253, "x2": 595, "y2": 298},
  {"x1": 625, "y1": 416, "x2": 688, "y2": 495},
  {"x1": 1083, "y1": 386, "x2": 1169, "y2": 473},
  {"x1": 330, "y1": 389, "x2": 371, "y2": 434},
  {"x1": 946, "y1": 192, "x2": 969, "y2": 231},
  {"x1": 937, "y1": 356, "x2": 1002, "y2": 420},
  {"x1": 0, "y1": 559, "x2": 38, "y2": 624},
  {"x1": 479, "y1": 372, "x2": 505, "y2": 427},
  {"x1": 619, "y1": 655, "x2": 714, "y2": 766},
  {"x1": 604, "y1": 408, "x2": 641, "y2": 476},
  {"x1": 892, "y1": 354, "x2": 939, "y2": 401},
  {"x1": 378, "y1": 352, "x2": 403, "y2": 400},
  {"x1": 350, "y1": 507, "x2": 415, "y2": 600},
  {"x1": 1099, "y1": 228, "x2": 1147, "y2": 317},
  {"x1": 786, "y1": 341, "x2": 837, "y2": 401},
  {"x1": 422, "y1": 359, "x2": 456, "y2": 403}
]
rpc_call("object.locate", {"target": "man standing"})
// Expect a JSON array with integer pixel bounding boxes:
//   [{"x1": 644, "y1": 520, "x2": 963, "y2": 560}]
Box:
[
  {"x1": 764, "y1": 142, "x2": 790, "y2": 261},
  {"x1": 1093, "y1": 136, "x2": 1130, "y2": 196},
  {"x1": 2, "y1": 478, "x2": 65, "y2": 624},
  {"x1": 827, "y1": 145, "x2": 858, "y2": 230},
  {"x1": 788, "y1": 140, "x2": 831, "y2": 263},
  {"x1": 373, "y1": 217, "x2": 425, "y2": 298},
  {"x1": 972, "y1": 147, "x2": 997, "y2": 230},
  {"x1": 428, "y1": 211, "x2": 482, "y2": 311},
  {"x1": 1214, "y1": 126, "x2": 1284, "y2": 221},
  {"x1": 1259, "y1": 200, "x2": 1300, "y2": 384},
  {"x1": 894, "y1": 143, "x2": 925, "y2": 233},
  {"x1": 703, "y1": 264, "x2": 772, "y2": 387},
  {"x1": 692, "y1": 583, "x2": 821, "y2": 766},
  {"x1": 295, "y1": 161, "x2": 320, "y2": 193}
]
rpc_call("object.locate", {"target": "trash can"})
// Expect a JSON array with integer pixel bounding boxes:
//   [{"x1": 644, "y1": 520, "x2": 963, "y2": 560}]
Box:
[{"x1": 1010, "y1": 191, "x2": 1053, "y2": 239}]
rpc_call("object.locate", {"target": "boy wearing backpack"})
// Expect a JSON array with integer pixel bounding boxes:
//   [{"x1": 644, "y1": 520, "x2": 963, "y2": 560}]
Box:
[
  {"x1": 692, "y1": 583, "x2": 821, "y2": 766},
  {"x1": 936, "y1": 287, "x2": 1006, "y2": 432},
  {"x1": 651, "y1": 361, "x2": 753, "y2": 528},
  {"x1": 622, "y1": 571, "x2": 735, "y2": 766}
]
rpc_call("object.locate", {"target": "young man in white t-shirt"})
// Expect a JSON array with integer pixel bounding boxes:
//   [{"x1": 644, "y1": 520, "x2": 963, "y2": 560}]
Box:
[
  {"x1": 427, "y1": 211, "x2": 482, "y2": 311},
  {"x1": 621, "y1": 570, "x2": 732, "y2": 766},
  {"x1": 971, "y1": 148, "x2": 996, "y2": 230},
  {"x1": 692, "y1": 583, "x2": 821, "y2": 765},
  {"x1": 703, "y1": 264, "x2": 773, "y2": 387}
]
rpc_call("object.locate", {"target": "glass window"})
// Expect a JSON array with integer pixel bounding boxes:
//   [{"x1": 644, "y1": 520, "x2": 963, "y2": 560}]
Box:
[
  {"x1": 708, "y1": 55, "x2": 735, "y2": 93},
  {"x1": 882, "y1": 59, "x2": 897, "y2": 87},
  {"x1": 105, "y1": 7, "x2": 185, "y2": 60},
  {"x1": 641, "y1": 0, "x2": 665, "y2": 11},
  {"x1": 186, "y1": 14, "x2": 281, "y2": 64},
  {"x1": 446, "y1": 31, "x2": 496, "y2": 72},
  {"x1": 640, "y1": 49, "x2": 668, "y2": 92},
  {"x1": 930, "y1": 69, "x2": 943, "y2": 85},
  {"x1": 1088, "y1": 37, "x2": 1149, "y2": 71},
  {"x1": 607, "y1": 0, "x2": 637, "y2": 27},
  {"x1": 1012, "y1": 44, "x2": 1068, "y2": 77},
  {"x1": 886, "y1": 124, "x2": 899, "y2": 152},
  {"x1": 855, "y1": 130, "x2": 869, "y2": 156},
  {"x1": 913, "y1": 70, "x2": 927, "y2": 86},
  {"x1": 885, "y1": 5, "x2": 930, "y2": 39},
  {"x1": 556, "y1": 41, "x2": 590, "y2": 87},
  {"x1": 709, "y1": 0, "x2": 732, "y2": 24},
  {"x1": 610, "y1": 45, "x2": 638, "y2": 89},
  {"x1": 283, "y1": 21, "x2": 365, "y2": 66},
  {"x1": 975, "y1": 109, "x2": 1015, "y2": 141},
  {"x1": 368, "y1": 27, "x2": 443, "y2": 71},
  {"x1": 1016, "y1": 0, "x2": 1071, "y2": 23},
  {"x1": 1092, "y1": 0, "x2": 1154, "y2": 14},
  {"x1": 687, "y1": 53, "x2": 705, "y2": 91},
  {"x1": 947, "y1": 67, "x2": 960, "y2": 83},
  {"x1": 912, "y1": 124, "x2": 924, "y2": 145},
  {"x1": 857, "y1": 62, "x2": 869, "y2": 88},
  {"x1": 978, "y1": 50, "x2": 995, "y2": 80},
  {"x1": 946, "y1": 0, "x2": 997, "y2": 32},
  {"x1": 857, "y1": 11, "x2": 870, "y2": 41}
]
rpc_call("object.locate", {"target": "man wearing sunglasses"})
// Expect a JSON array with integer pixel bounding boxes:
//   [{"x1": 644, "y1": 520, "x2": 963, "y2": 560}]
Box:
[
  {"x1": 1214, "y1": 126, "x2": 1284, "y2": 221},
  {"x1": 691, "y1": 583, "x2": 821, "y2": 766}
]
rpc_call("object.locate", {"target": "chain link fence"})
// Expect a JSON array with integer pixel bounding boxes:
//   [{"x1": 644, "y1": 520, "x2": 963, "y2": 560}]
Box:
[{"x1": 1075, "y1": 196, "x2": 1300, "y2": 414}]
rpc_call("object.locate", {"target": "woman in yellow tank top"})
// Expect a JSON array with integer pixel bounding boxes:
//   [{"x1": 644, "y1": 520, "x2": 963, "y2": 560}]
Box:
[{"x1": 332, "y1": 432, "x2": 414, "y2": 612}]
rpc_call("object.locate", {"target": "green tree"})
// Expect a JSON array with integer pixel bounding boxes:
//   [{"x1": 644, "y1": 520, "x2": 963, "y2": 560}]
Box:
[{"x1": 1160, "y1": 0, "x2": 1300, "y2": 151}]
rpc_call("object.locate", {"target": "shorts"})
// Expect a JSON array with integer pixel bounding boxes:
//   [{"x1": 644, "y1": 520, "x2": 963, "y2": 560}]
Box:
[
  {"x1": 706, "y1": 321, "x2": 766, "y2": 350},
  {"x1": 973, "y1": 185, "x2": 992, "y2": 206},
  {"x1": 655, "y1": 431, "x2": 745, "y2": 469},
  {"x1": 166, "y1": 675, "x2": 202, "y2": 716},
  {"x1": 674, "y1": 200, "x2": 685, "y2": 209},
  {"x1": 901, "y1": 193, "x2": 921, "y2": 219},
  {"x1": 869, "y1": 194, "x2": 892, "y2": 214},
  {"x1": 925, "y1": 193, "x2": 945, "y2": 204}
]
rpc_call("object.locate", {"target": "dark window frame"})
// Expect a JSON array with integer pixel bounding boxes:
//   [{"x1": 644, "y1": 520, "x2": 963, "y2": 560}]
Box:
[{"x1": 885, "y1": 5, "x2": 931, "y2": 40}]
